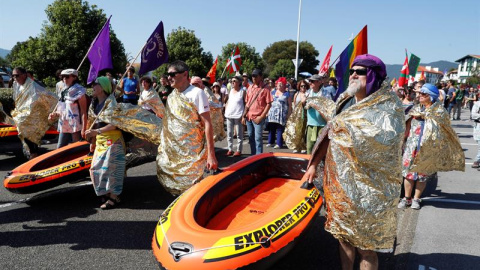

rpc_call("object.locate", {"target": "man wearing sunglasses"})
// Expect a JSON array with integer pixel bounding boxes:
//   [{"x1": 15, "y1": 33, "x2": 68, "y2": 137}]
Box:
[
  {"x1": 305, "y1": 54, "x2": 405, "y2": 269},
  {"x1": 11, "y1": 67, "x2": 57, "y2": 159},
  {"x1": 156, "y1": 60, "x2": 218, "y2": 195}
]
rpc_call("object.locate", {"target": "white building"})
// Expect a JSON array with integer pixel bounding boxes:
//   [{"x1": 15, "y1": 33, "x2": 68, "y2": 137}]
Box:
[
  {"x1": 442, "y1": 69, "x2": 458, "y2": 82},
  {"x1": 414, "y1": 66, "x2": 444, "y2": 84},
  {"x1": 455, "y1": 54, "x2": 480, "y2": 83}
]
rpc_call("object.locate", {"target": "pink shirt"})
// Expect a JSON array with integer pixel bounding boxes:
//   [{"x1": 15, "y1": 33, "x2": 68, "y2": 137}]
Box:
[{"x1": 245, "y1": 82, "x2": 272, "y2": 120}]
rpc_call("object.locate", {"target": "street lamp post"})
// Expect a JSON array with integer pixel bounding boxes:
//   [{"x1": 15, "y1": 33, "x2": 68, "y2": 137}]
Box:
[{"x1": 294, "y1": 0, "x2": 302, "y2": 80}]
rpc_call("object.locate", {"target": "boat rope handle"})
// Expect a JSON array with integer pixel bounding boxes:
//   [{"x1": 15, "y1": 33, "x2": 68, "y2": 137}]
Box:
[{"x1": 159, "y1": 189, "x2": 318, "y2": 260}]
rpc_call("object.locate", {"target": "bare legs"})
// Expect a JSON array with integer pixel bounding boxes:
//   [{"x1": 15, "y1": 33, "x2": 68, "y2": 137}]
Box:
[
  {"x1": 339, "y1": 240, "x2": 378, "y2": 270},
  {"x1": 404, "y1": 178, "x2": 426, "y2": 199}
]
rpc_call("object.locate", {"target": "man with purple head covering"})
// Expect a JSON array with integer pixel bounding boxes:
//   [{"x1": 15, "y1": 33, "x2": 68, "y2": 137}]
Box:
[{"x1": 305, "y1": 54, "x2": 406, "y2": 269}]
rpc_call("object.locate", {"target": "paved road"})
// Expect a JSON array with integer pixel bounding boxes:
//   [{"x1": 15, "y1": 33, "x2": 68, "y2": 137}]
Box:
[{"x1": 1, "y1": 109, "x2": 478, "y2": 269}]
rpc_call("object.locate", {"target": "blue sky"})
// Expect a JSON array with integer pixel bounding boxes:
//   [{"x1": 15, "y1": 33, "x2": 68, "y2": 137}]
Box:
[{"x1": 1, "y1": 0, "x2": 479, "y2": 65}]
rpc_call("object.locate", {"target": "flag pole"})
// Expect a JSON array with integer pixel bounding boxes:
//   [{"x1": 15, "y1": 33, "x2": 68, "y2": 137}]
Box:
[
  {"x1": 115, "y1": 42, "x2": 147, "y2": 97},
  {"x1": 219, "y1": 61, "x2": 229, "y2": 79},
  {"x1": 77, "y1": 15, "x2": 112, "y2": 71}
]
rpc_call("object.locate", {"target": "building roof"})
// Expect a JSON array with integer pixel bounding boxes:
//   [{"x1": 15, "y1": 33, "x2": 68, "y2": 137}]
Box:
[
  {"x1": 417, "y1": 66, "x2": 444, "y2": 75},
  {"x1": 455, "y1": 54, "x2": 480, "y2": 62}
]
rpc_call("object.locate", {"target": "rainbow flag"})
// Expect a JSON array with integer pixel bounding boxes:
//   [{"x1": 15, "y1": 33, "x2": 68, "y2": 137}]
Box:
[{"x1": 334, "y1": 25, "x2": 368, "y2": 100}]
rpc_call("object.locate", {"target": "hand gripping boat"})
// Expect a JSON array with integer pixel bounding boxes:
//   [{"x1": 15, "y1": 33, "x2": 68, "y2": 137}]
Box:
[
  {"x1": 3, "y1": 141, "x2": 91, "y2": 194},
  {"x1": 152, "y1": 153, "x2": 323, "y2": 270}
]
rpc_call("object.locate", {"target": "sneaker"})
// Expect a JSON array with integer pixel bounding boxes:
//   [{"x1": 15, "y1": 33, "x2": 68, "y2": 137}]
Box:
[
  {"x1": 293, "y1": 150, "x2": 299, "y2": 153},
  {"x1": 397, "y1": 198, "x2": 412, "y2": 209},
  {"x1": 266, "y1": 144, "x2": 272, "y2": 147},
  {"x1": 301, "y1": 150, "x2": 307, "y2": 154},
  {"x1": 411, "y1": 198, "x2": 421, "y2": 210},
  {"x1": 225, "y1": 150, "x2": 233, "y2": 156},
  {"x1": 233, "y1": 151, "x2": 241, "y2": 157},
  {"x1": 273, "y1": 145, "x2": 280, "y2": 149},
  {"x1": 472, "y1": 161, "x2": 480, "y2": 168}
]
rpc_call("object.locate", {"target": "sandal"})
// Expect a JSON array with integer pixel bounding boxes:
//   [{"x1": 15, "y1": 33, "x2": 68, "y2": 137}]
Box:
[{"x1": 100, "y1": 196, "x2": 120, "y2": 210}]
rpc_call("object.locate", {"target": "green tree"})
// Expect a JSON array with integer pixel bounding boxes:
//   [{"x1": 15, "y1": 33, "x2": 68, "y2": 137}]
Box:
[
  {"x1": 153, "y1": 27, "x2": 212, "y2": 78},
  {"x1": 7, "y1": 0, "x2": 126, "y2": 86},
  {"x1": 217, "y1": 43, "x2": 264, "y2": 79},
  {"x1": 262, "y1": 40, "x2": 319, "y2": 77},
  {"x1": 467, "y1": 66, "x2": 480, "y2": 86},
  {"x1": 269, "y1": 59, "x2": 295, "y2": 79}
]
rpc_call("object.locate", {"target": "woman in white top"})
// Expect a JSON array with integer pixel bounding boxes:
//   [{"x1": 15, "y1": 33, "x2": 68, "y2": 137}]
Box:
[
  {"x1": 48, "y1": 69, "x2": 87, "y2": 149},
  {"x1": 223, "y1": 76, "x2": 245, "y2": 156}
]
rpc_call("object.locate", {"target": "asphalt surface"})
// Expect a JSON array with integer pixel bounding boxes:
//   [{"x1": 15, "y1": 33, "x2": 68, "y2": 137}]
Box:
[{"x1": 1, "y1": 108, "x2": 479, "y2": 269}]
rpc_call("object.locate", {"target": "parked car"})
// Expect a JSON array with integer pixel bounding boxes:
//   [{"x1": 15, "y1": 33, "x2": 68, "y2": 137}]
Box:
[{"x1": 0, "y1": 71, "x2": 10, "y2": 87}]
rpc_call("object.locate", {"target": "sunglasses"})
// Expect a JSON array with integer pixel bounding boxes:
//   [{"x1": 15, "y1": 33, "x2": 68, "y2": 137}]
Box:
[
  {"x1": 232, "y1": 80, "x2": 238, "y2": 83},
  {"x1": 167, "y1": 71, "x2": 184, "y2": 77},
  {"x1": 300, "y1": 85, "x2": 307, "y2": 88},
  {"x1": 251, "y1": 74, "x2": 259, "y2": 78},
  {"x1": 349, "y1": 68, "x2": 367, "y2": 76},
  {"x1": 419, "y1": 92, "x2": 429, "y2": 96},
  {"x1": 12, "y1": 74, "x2": 21, "y2": 78}
]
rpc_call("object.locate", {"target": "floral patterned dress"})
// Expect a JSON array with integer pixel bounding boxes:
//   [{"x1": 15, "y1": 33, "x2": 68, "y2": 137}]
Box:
[
  {"x1": 402, "y1": 108, "x2": 432, "y2": 182},
  {"x1": 267, "y1": 90, "x2": 290, "y2": 126}
]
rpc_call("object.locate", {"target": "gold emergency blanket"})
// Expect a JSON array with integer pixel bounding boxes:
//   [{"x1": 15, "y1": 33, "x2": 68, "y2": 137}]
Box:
[
  {"x1": 0, "y1": 101, "x2": 15, "y2": 125},
  {"x1": 138, "y1": 89, "x2": 165, "y2": 118},
  {"x1": 283, "y1": 102, "x2": 307, "y2": 150},
  {"x1": 204, "y1": 87, "x2": 226, "y2": 142},
  {"x1": 407, "y1": 102, "x2": 464, "y2": 174},
  {"x1": 311, "y1": 88, "x2": 405, "y2": 252},
  {"x1": 305, "y1": 96, "x2": 336, "y2": 121},
  {"x1": 95, "y1": 95, "x2": 162, "y2": 145},
  {"x1": 156, "y1": 89, "x2": 207, "y2": 195},
  {"x1": 11, "y1": 78, "x2": 57, "y2": 145}
]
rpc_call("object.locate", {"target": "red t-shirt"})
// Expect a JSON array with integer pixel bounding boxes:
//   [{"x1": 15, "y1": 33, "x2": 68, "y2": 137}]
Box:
[{"x1": 245, "y1": 83, "x2": 272, "y2": 120}]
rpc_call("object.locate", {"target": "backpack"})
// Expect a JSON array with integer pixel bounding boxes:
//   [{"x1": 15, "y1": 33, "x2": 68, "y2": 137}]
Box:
[{"x1": 76, "y1": 94, "x2": 92, "y2": 124}]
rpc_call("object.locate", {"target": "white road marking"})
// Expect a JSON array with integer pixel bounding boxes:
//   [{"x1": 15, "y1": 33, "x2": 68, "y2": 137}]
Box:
[{"x1": 461, "y1": 143, "x2": 477, "y2": 146}]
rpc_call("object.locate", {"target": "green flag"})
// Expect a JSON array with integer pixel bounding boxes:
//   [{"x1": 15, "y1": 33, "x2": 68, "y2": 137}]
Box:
[{"x1": 408, "y1": 53, "x2": 421, "y2": 78}]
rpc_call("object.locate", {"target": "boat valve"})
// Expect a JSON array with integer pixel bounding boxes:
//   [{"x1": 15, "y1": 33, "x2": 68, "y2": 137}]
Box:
[
  {"x1": 169, "y1": 242, "x2": 193, "y2": 262},
  {"x1": 260, "y1": 236, "x2": 271, "y2": 248}
]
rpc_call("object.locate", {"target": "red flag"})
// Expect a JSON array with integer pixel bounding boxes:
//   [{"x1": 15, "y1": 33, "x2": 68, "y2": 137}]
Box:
[
  {"x1": 398, "y1": 56, "x2": 409, "y2": 87},
  {"x1": 226, "y1": 46, "x2": 242, "y2": 74},
  {"x1": 206, "y1": 57, "x2": 218, "y2": 84},
  {"x1": 318, "y1": 45, "x2": 333, "y2": 75},
  {"x1": 419, "y1": 70, "x2": 425, "y2": 81}
]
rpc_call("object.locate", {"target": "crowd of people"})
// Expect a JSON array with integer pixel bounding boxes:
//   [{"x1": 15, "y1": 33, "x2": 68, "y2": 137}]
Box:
[{"x1": 5, "y1": 54, "x2": 470, "y2": 270}]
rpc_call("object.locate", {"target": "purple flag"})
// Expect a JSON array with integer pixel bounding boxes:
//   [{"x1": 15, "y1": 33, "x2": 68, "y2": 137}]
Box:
[
  {"x1": 87, "y1": 18, "x2": 113, "y2": 84},
  {"x1": 139, "y1": 21, "x2": 169, "y2": 75}
]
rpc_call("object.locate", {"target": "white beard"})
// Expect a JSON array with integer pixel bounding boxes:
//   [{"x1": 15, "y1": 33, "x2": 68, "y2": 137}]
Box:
[{"x1": 345, "y1": 79, "x2": 361, "y2": 96}]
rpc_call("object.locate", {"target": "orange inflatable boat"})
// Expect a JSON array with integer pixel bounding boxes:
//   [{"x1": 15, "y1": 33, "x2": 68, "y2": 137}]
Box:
[
  {"x1": 152, "y1": 152, "x2": 322, "y2": 270},
  {"x1": 0, "y1": 123, "x2": 59, "y2": 141},
  {"x1": 3, "y1": 141, "x2": 91, "y2": 194}
]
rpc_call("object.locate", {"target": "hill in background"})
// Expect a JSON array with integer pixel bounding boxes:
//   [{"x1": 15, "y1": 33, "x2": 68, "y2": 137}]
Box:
[
  {"x1": 385, "y1": 60, "x2": 458, "y2": 80},
  {"x1": 0, "y1": 48, "x2": 10, "y2": 58}
]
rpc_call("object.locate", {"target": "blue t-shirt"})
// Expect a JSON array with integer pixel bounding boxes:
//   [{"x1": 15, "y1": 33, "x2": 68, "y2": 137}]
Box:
[
  {"x1": 307, "y1": 89, "x2": 327, "y2": 127},
  {"x1": 321, "y1": 85, "x2": 336, "y2": 100},
  {"x1": 447, "y1": 87, "x2": 456, "y2": 104},
  {"x1": 123, "y1": 77, "x2": 138, "y2": 99}
]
